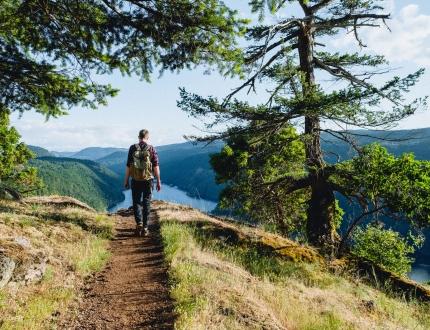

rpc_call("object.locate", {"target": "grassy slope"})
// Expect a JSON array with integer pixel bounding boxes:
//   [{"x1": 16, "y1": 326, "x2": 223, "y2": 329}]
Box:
[
  {"x1": 31, "y1": 157, "x2": 124, "y2": 211},
  {"x1": 0, "y1": 197, "x2": 114, "y2": 330},
  {"x1": 156, "y1": 202, "x2": 430, "y2": 330}
]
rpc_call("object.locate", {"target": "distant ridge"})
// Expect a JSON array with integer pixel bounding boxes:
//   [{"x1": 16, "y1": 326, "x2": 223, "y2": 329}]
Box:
[
  {"x1": 28, "y1": 145, "x2": 53, "y2": 158},
  {"x1": 69, "y1": 147, "x2": 127, "y2": 160}
]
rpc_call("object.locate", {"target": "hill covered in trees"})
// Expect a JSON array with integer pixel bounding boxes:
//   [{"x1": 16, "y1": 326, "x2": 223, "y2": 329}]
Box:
[
  {"x1": 71, "y1": 147, "x2": 126, "y2": 160},
  {"x1": 28, "y1": 145, "x2": 53, "y2": 158},
  {"x1": 31, "y1": 157, "x2": 124, "y2": 210},
  {"x1": 30, "y1": 127, "x2": 430, "y2": 206}
]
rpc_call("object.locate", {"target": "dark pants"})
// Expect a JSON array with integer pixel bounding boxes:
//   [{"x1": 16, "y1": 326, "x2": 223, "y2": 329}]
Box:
[{"x1": 131, "y1": 179, "x2": 152, "y2": 226}]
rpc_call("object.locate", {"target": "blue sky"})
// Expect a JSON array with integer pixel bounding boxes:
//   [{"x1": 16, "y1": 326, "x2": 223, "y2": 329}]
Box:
[{"x1": 11, "y1": 0, "x2": 430, "y2": 151}]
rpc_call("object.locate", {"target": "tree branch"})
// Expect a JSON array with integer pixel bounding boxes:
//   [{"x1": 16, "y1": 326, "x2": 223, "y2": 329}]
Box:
[
  {"x1": 309, "y1": 0, "x2": 334, "y2": 13},
  {"x1": 314, "y1": 13, "x2": 390, "y2": 30}
]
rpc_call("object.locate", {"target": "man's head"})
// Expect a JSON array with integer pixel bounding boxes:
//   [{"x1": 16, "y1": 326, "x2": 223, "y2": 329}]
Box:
[{"x1": 138, "y1": 129, "x2": 149, "y2": 141}]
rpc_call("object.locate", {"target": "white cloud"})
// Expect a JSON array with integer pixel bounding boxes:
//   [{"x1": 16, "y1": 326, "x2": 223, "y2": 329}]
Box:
[
  {"x1": 331, "y1": 3, "x2": 430, "y2": 67},
  {"x1": 11, "y1": 118, "x2": 184, "y2": 151}
]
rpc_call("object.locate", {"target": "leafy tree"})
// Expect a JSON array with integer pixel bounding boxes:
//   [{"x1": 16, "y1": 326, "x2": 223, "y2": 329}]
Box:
[
  {"x1": 352, "y1": 223, "x2": 423, "y2": 276},
  {"x1": 179, "y1": 0, "x2": 428, "y2": 253},
  {"x1": 211, "y1": 124, "x2": 309, "y2": 236},
  {"x1": 335, "y1": 144, "x2": 430, "y2": 251},
  {"x1": 0, "y1": 111, "x2": 40, "y2": 199}
]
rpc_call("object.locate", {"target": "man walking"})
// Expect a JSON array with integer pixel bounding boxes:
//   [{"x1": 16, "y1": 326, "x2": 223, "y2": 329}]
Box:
[{"x1": 124, "y1": 129, "x2": 161, "y2": 236}]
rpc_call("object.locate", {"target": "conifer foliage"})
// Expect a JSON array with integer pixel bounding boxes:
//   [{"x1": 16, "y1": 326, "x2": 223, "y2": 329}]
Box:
[{"x1": 179, "y1": 0, "x2": 429, "y2": 253}]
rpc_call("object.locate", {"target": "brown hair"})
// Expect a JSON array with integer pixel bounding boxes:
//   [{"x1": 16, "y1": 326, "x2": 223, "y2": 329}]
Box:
[{"x1": 138, "y1": 129, "x2": 149, "y2": 139}]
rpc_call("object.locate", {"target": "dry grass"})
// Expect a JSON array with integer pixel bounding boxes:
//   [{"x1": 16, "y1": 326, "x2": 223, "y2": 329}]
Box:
[
  {"x1": 156, "y1": 201, "x2": 430, "y2": 330},
  {"x1": 0, "y1": 197, "x2": 114, "y2": 329}
]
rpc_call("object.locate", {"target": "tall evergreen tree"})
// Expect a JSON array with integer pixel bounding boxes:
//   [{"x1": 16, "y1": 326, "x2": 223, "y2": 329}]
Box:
[{"x1": 179, "y1": 0, "x2": 428, "y2": 253}]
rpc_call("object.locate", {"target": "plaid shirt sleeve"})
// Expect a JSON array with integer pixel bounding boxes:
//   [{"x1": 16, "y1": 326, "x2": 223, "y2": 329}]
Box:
[{"x1": 150, "y1": 146, "x2": 159, "y2": 167}]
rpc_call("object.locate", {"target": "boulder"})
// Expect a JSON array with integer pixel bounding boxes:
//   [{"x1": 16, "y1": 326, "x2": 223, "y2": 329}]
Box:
[
  {"x1": 23, "y1": 258, "x2": 47, "y2": 284},
  {"x1": 0, "y1": 255, "x2": 15, "y2": 288}
]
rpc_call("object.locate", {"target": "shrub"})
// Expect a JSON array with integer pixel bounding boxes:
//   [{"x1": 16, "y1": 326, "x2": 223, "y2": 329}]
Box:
[{"x1": 352, "y1": 224, "x2": 423, "y2": 276}]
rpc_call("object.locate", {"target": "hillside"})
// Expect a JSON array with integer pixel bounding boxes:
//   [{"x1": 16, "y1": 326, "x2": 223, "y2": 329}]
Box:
[
  {"x1": 2, "y1": 196, "x2": 430, "y2": 329},
  {"x1": 0, "y1": 196, "x2": 114, "y2": 329},
  {"x1": 72, "y1": 147, "x2": 127, "y2": 160},
  {"x1": 30, "y1": 157, "x2": 124, "y2": 210},
  {"x1": 156, "y1": 201, "x2": 430, "y2": 329},
  {"x1": 28, "y1": 145, "x2": 53, "y2": 158}
]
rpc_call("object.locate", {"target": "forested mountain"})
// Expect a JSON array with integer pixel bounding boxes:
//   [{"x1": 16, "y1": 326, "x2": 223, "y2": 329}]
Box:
[
  {"x1": 31, "y1": 157, "x2": 123, "y2": 210},
  {"x1": 33, "y1": 128, "x2": 430, "y2": 204},
  {"x1": 28, "y1": 145, "x2": 53, "y2": 158},
  {"x1": 96, "y1": 150, "x2": 128, "y2": 175},
  {"x1": 72, "y1": 147, "x2": 127, "y2": 160},
  {"x1": 322, "y1": 128, "x2": 430, "y2": 162}
]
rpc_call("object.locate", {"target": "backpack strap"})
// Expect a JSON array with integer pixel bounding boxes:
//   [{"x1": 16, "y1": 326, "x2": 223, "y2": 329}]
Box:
[{"x1": 135, "y1": 143, "x2": 141, "y2": 151}]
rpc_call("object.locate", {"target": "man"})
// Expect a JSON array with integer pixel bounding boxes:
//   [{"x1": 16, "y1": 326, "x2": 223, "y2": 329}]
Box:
[{"x1": 124, "y1": 129, "x2": 161, "y2": 236}]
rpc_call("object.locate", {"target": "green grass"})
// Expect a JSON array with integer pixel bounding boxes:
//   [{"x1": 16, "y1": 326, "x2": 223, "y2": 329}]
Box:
[
  {"x1": 160, "y1": 220, "x2": 430, "y2": 330},
  {"x1": 0, "y1": 200, "x2": 115, "y2": 329},
  {"x1": 1, "y1": 288, "x2": 73, "y2": 330},
  {"x1": 71, "y1": 237, "x2": 111, "y2": 276}
]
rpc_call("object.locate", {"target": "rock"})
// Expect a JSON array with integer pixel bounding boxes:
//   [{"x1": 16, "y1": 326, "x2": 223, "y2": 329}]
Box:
[
  {"x1": 14, "y1": 236, "x2": 31, "y2": 249},
  {"x1": 0, "y1": 255, "x2": 15, "y2": 288},
  {"x1": 23, "y1": 258, "x2": 47, "y2": 284}
]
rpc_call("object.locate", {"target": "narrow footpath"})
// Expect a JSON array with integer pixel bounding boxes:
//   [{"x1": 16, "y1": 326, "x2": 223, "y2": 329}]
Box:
[{"x1": 62, "y1": 209, "x2": 175, "y2": 329}]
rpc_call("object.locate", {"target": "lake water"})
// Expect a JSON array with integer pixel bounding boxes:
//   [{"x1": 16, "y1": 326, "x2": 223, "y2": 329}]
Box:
[
  {"x1": 409, "y1": 264, "x2": 430, "y2": 283},
  {"x1": 109, "y1": 184, "x2": 217, "y2": 213},
  {"x1": 109, "y1": 185, "x2": 429, "y2": 283}
]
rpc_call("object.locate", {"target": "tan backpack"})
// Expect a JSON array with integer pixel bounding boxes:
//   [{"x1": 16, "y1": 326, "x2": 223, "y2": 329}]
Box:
[{"x1": 130, "y1": 144, "x2": 153, "y2": 180}]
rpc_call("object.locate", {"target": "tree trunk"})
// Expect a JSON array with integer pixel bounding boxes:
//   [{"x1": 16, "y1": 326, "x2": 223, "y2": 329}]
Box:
[
  {"x1": 306, "y1": 176, "x2": 338, "y2": 252},
  {"x1": 297, "y1": 19, "x2": 338, "y2": 254}
]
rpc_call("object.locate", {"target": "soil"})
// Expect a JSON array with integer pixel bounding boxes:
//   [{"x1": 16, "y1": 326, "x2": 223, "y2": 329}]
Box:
[{"x1": 61, "y1": 209, "x2": 175, "y2": 329}]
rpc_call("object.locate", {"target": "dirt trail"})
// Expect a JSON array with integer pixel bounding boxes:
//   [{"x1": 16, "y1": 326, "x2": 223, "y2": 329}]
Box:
[{"x1": 62, "y1": 209, "x2": 175, "y2": 329}]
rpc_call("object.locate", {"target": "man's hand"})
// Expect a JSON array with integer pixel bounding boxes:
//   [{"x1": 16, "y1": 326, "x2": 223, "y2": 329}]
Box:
[
  {"x1": 124, "y1": 179, "x2": 130, "y2": 190},
  {"x1": 156, "y1": 180, "x2": 161, "y2": 192}
]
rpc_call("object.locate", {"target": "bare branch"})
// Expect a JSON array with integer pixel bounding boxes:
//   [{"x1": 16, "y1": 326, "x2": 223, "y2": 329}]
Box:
[
  {"x1": 314, "y1": 13, "x2": 390, "y2": 30},
  {"x1": 313, "y1": 57, "x2": 402, "y2": 106},
  {"x1": 223, "y1": 48, "x2": 286, "y2": 104},
  {"x1": 245, "y1": 30, "x2": 299, "y2": 64},
  {"x1": 338, "y1": 204, "x2": 386, "y2": 254}
]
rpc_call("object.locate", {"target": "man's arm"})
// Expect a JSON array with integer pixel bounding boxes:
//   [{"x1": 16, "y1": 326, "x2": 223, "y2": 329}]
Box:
[
  {"x1": 124, "y1": 146, "x2": 133, "y2": 189},
  {"x1": 153, "y1": 165, "x2": 161, "y2": 191},
  {"x1": 124, "y1": 166, "x2": 130, "y2": 189},
  {"x1": 151, "y1": 146, "x2": 161, "y2": 191}
]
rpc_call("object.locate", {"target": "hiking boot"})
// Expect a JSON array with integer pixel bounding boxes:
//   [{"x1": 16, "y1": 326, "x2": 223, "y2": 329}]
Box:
[
  {"x1": 135, "y1": 224, "x2": 144, "y2": 237},
  {"x1": 144, "y1": 227, "x2": 149, "y2": 236}
]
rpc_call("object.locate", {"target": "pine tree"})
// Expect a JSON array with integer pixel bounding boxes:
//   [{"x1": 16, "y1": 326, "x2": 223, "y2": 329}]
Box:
[{"x1": 179, "y1": 0, "x2": 428, "y2": 253}]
